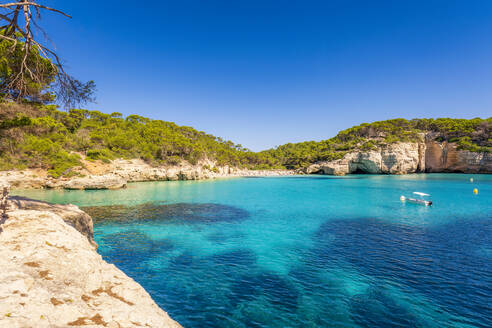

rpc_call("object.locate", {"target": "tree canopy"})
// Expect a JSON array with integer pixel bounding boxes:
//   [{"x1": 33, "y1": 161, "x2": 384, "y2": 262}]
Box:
[
  {"x1": 0, "y1": 0, "x2": 95, "y2": 106},
  {"x1": 0, "y1": 103, "x2": 489, "y2": 176},
  {"x1": 0, "y1": 103, "x2": 279, "y2": 176},
  {"x1": 261, "y1": 118, "x2": 492, "y2": 169}
]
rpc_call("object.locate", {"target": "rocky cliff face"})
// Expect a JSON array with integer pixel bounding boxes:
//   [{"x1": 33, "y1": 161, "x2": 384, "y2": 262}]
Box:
[
  {"x1": 306, "y1": 139, "x2": 491, "y2": 175},
  {"x1": 0, "y1": 159, "x2": 293, "y2": 190},
  {"x1": 0, "y1": 194, "x2": 182, "y2": 328},
  {"x1": 7, "y1": 196, "x2": 97, "y2": 248},
  {"x1": 306, "y1": 142, "x2": 426, "y2": 175},
  {"x1": 425, "y1": 140, "x2": 492, "y2": 173}
]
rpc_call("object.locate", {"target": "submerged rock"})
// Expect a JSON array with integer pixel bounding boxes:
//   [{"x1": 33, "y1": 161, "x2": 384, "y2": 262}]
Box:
[
  {"x1": 0, "y1": 201, "x2": 182, "y2": 328},
  {"x1": 83, "y1": 202, "x2": 250, "y2": 224}
]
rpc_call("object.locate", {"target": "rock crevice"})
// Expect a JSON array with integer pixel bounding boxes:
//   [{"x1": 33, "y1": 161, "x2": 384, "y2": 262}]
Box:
[{"x1": 424, "y1": 140, "x2": 492, "y2": 173}]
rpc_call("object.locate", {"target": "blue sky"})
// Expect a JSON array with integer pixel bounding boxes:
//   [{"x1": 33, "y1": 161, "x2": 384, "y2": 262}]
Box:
[{"x1": 43, "y1": 1, "x2": 492, "y2": 150}]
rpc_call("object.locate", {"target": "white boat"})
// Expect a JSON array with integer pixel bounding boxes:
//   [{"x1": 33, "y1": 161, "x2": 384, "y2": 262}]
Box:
[{"x1": 400, "y1": 192, "x2": 433, "y2": 206}]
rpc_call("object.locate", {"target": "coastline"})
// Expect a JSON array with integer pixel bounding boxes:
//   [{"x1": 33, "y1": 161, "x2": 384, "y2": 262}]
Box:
[
  {"x1": 303, "y1": 140, "x2": 492, "y2": 176},
  {"x1": 2, "y1": 172, "x2": 490, "y2": 326},
  {"x1": 0, "y1": 185, "x2": 182, "y2": 327},
  {"x1": 1, "y1": 158, "x2": 295, "y2": 190},
  {"x1": 2, "y1": 140, "x2": 491, "y2": 192}
]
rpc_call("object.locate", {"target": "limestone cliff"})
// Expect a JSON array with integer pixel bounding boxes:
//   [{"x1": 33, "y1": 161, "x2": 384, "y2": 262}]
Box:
[
  {"x1": 306, "y1": 139, "x2": 491, "y2": 175},
  {"x1": 0, "y1": 159, "x2": 293, "y2": 190},
  {"x1": 306, "y1": 142, "x2": 426, "y2": 175},
  {"x1": 7, "y1": 196, "x2": 97, "y2": 248},
  {"x1": 425, "y1": 140, "x2": 492, "y2": 173},
  {"x1": 0, "y1": 193, "x2": 182, "y2": 328}
]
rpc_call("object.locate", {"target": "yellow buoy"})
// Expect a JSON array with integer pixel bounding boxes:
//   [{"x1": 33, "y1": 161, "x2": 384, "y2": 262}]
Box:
[
  {"x1": 473, "y1": 188, "x2": 478, "y2": 194},
  {"x1": 470, "y1": 178, "x2": 474, "y2": 183}
]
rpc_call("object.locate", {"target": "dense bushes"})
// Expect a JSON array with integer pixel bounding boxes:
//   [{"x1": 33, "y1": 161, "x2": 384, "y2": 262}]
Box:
[
  {"x1": 20, "y1": 136, "x2": 81, "y2": 177},
  {"x1": 0, "y1": 103, "x2": 281, "y2": 176},
  {"x1": 261, "y1": 117, "x2": 491, "y2": 169},
  {"x1": 0, "y1": 102, "x2": 490, "y2": 175}
]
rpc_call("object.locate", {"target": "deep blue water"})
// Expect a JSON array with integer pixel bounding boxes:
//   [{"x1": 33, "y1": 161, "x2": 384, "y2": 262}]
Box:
[{"x1": 16, "y1": 174, "x2": 492, "y2": 327}]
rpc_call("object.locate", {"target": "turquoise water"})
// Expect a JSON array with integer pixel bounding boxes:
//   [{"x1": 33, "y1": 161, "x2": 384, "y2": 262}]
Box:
[{"x1": 16, "y1": 174, "x2": 492, "y2": 327}]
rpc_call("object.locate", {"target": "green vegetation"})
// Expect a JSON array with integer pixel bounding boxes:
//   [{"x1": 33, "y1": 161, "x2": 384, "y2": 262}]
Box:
[
  {"x1": 0, "y1": 3, "x2": 489, "y2": 177},
  {"x1": 0, "y1": 3, "x2": 95, "y2": 107},
  {"x1": 261, "y1": 118, "x2": 491, "y2": 169},
  {"x1": 0, "y1": 31, "x2": 57, "y2": 103},
  {"x1": 0, "y1": 105, "x2": 490, "y2": 176},
  {"x1": 0, "y1": 31, "x2": 271, "y2": 176},
  {"x1": 0, "y1": 103, "x2": 278, "y2": 177},
  {"x1": 0, "y1": 7, "x2": 488, "y2": 176}
]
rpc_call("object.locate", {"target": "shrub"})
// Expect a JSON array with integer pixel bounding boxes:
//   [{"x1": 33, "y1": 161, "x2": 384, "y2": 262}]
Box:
[
  {"x1": 1, "y1": 103, "x2": 490, "y2": 173},
  {"x1": 86, "y1": 148, "x2": 115, "y2": 162}
]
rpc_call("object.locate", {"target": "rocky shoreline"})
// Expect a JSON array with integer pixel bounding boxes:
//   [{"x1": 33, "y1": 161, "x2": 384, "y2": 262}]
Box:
[
  {"x1": 1, "y1": 159, "x2": 294, "y2": 190},
  {"x1": 0, "y1": 184, "x2": 182, "y2": 328},
  {"x1": 1, "y1": 139, "x2": 491, "y2": 191},
  {"x1": 304, "y1": 138, "x2": 492, "y2": 175}
]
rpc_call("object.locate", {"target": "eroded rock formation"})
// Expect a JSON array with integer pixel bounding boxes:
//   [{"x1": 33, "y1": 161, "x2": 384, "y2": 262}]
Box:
[
  {"x1": 306, "y1": 140, "x2": 491, "y2": 175},
  {"x1": 0, "y1": 195, "x2": 182, "y2": 328},
  {"x1": 307, "y1": 142, "x2": 426, "y2": 175},
  {"x1": 7, "y1": 196, "x2": 97, "y2": 248},
  {"x1": 425, "y1": 141, "x2": 492, "y2": 173},
  {"x1": 0, "y1": 159, "x2": 294, "y2": 190}
]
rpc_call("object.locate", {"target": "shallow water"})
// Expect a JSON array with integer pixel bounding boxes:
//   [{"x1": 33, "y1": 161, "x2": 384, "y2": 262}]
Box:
[{"x1": 16, "y1": 174, "x2": 492, "y2": 327}]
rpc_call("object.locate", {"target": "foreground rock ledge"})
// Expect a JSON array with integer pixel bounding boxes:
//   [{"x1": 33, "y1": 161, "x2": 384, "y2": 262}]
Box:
[
  {"x1": 0, "y1": 206, "x2": 182, "y2": 327},
  {"x1": 7, "y1": 196, "x2": 97, "y2": 248}
]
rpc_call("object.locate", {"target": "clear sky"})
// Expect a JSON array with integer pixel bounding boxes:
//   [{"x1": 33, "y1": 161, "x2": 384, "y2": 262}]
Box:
[{"x1": 43, "y1": 0, "x2": 492, "y2": 151}]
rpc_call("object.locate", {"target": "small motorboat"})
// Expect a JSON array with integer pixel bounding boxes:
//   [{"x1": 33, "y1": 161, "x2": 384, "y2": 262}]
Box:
[{"x1": 400, "y1": 192, "x2": 433, "y2": 206}]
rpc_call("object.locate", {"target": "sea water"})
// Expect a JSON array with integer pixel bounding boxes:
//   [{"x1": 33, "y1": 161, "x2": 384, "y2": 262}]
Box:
[{"x1": 16, "y1": 174, "x2": 492, "y2": 328}]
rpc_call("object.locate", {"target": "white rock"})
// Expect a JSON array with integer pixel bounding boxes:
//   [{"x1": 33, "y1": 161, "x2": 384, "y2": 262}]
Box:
[
  {"x1": 62, "y1": 174, "x2": 127, "y2": 190},
  {"x1": 307, "y1": 139, "x2": 492, "y2": 175},
  {"x1": 0, "y1": 206, "x2": 182, "y2": 328},
  {"x1": 308, "y1": 142, "x2": 425, "y2": 175}
]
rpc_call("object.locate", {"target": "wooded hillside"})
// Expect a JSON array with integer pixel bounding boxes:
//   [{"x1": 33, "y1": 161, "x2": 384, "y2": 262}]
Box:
[
  {"x1": 0, "y1": 103, "x2": 277, "y2": 177},
  {"x1": 1, "y1": 103, "x2": 490, "y2": 176},
  {"x1": 261, "y1": 118, "x2": 492, "y2": 169}
]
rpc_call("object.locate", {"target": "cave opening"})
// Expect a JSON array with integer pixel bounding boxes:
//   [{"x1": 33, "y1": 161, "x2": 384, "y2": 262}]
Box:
[{"x1": 351, "y1": 167, "x2": 369, "y2": 174}]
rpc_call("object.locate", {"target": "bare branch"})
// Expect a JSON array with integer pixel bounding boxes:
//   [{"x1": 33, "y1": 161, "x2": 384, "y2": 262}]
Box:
[
  {"x1": 0, "y1": 2, "x2": 72, "y2": 18},
  {"x1": 0, "y1": 0, "x2": 94, "y2": 107},
  {"x1": 0, "y1": 33, "x2": 16, "y2": 42}
]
